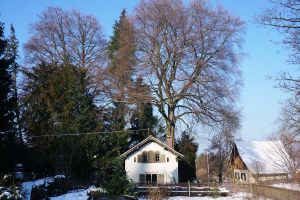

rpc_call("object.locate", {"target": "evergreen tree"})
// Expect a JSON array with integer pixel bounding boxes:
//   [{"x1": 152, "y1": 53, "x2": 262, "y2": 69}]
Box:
[
  {"x1": 103, "y1": 9, "x2": 134, "y2": 152},
  {"x1": 105, "y1": 158, "x2": 134, "y2": 195},
  {"x1": 22, "y1": 62, "x2": 99, "y2": 176},
  {"x1": 0, "y1": 22, "x2": 16, "y2": 172},
  {"x1": 128, "y1": 77, "x2": 161, "y2": 146},
  {"x1": 6, "y1": 25, "x2": 22, "y2": 144},
  {"x1": 176, "y1": 131, "x2": 198, "y2": 182}
]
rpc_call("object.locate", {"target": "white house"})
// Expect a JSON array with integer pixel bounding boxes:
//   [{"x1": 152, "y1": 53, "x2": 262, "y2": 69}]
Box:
[
  {"x1": 121, "y1": 135, "x2": 184, "y2": 184},
  {"x1": 230, "y1": 141, "x2": 291, "y2": 184}
]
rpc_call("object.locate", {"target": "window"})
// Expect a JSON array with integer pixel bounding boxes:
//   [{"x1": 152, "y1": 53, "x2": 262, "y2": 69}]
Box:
[
  {"x1": 167, "y1": 157, "x2": 169, "y2": 162},
  {"x1": 146, "y1": 174, "x2": 151, "y2": 183},
  {"x1": 134, "y1": 157, "x2": 136, "y2": 162},
  {"x1": 235, "y1": 172, "x2": 240, "y2": 180},
  {"x1": 155, "y1": 153, "x2": 160, "y2": 162},
  {"x1": 140, "y1": 174, "x2": 163, "y2": 184},
  {"x1": 152, "y1": 174, "x2": 157, "y2": 183},
  {"x1": 241, "y1": 173, "x2": 246, "y2": 180},
  {"x1": 142, "y1": 153, "x2": 148, "y2": 163},
  {"x1": 139, "y1": 174, "x2": 145, "y2": 183}
]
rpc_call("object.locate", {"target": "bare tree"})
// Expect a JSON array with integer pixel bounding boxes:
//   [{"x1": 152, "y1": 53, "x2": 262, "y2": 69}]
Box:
[
  {"x1": 209, "y1": 111, "x2": 241, "y2": 182},
  {"x1": 258, "y1": 1, "x2": 300, "y2": 170},
  {"x1": 132, "y1": 0, "x2": 244, "y2": 148},
  {"x1": 257, "y1": 0, "x2": 300, "y2": 65},
  {"x1": 24, "y1": 7, "x2": 107, "y2": 90},
  {"x1": 272, "y1": 130, "x2": 300, "y2": 179},
  {"x1": 251, "y1": 160, "x2": 264, "y2": 183}
]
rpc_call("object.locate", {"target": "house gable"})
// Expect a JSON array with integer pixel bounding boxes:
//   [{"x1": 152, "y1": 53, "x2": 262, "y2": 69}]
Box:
[
  {"x1": 230, "y1": 140, "x2": 290, "y2": 184},
  {"x1": 121, "y1": 135, "x2": 183, "y2": 159}
]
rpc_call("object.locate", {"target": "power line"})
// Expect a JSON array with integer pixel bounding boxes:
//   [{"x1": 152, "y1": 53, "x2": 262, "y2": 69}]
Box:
[{"x1": 31, "y1": 128, "x2": 150, "y2": 138}]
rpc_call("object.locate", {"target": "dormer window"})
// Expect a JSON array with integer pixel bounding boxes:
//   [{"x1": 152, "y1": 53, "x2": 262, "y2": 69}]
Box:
[
  {"x1": 155, "y1": 153, "x2": 160, "y2": 162},
  {"x1": 142, "y1": 153, "x2": 148, "y2": 163}
]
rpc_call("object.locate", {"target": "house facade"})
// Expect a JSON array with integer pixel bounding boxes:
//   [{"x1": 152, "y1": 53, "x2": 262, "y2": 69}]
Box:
[
  {"x1": 230, "y1": 141, "x2": 290, "y2": 184},
  {"x1": 121, "y1": 135, "x2": 184, "y2": 184}
]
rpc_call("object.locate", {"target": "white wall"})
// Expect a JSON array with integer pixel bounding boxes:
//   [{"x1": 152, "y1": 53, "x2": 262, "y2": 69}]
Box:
[{"x1": 125, "y1": 142, "x2": 179, "y2": 184}]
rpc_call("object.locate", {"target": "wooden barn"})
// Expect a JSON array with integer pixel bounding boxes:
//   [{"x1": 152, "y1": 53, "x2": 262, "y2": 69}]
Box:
[{"x1": 230, "y1": 141, "x2": 290, "y2": 184}]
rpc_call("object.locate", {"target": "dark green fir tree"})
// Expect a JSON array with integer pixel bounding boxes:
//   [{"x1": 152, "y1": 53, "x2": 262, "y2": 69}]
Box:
[{"x1": 0, "y1": 22, "x2": 16, "y2": 173}]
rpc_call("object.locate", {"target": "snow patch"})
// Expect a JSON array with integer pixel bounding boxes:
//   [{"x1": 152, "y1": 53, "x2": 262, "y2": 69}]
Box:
[
  {"x1": 137, "y1": 192, "x2": 270, "y2": 200},
  {"x1": 21, "y1": 176, "x2": 55, "y2": 200},
  {"x1": 50, "y1": 189, "x2": 88, "y2": 200},
  {"x1": 86, "y1": 185, "x2": 105, "y2": 193}
]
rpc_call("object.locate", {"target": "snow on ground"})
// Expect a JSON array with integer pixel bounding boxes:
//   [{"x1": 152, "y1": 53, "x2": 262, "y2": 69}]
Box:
[
  {"x1": 165, "y1": 192, "x2": 269, "y2": 200},
  {"x1": 50, "y1": 189, "x2": 89, "y2": 200},
  {"x1": 21, "y1": 177, "x2": 55, "y2": 200},
  {"x1": 271, "y1": 183, "x2": 300, "y2": 191}
]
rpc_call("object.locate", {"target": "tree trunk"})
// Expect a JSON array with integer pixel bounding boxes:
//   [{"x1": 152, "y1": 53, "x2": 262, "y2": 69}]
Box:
[{"x1": 166, "y1": 109, "x2": 176, "y2": 149}]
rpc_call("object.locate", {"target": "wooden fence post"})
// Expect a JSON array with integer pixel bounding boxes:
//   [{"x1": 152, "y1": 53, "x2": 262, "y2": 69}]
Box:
[{"x1": 188, "y1": 180, "x2": 190, "y2": 197}]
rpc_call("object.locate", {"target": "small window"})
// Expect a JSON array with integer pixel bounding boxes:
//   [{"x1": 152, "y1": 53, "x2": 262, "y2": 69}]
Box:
[
  {"x1": 155, "y1": 153, "x2": 160, "y2": 162},
  {"x1": 142, "y1": 154, "x2": 148, "y2": 163},
  {"x1": 241, "y1": 173, "x2": 246, "y2": 180},
  {"x1": 167, "y1": 157, "x2": 169, "y2": 162},
  {"x1": 134, "y1": 157, "x2": 136, "y2": 162},
  {"x1": 235, "y1": 172, "x2": 240, "y2": 180}
]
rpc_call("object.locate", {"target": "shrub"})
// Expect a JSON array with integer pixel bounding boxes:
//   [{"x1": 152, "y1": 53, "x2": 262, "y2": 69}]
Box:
[
  {"x1": 148, "y1": 186, "x2": 170, "y2": 200},
  {"x1": 104, "y1": 158, "x2": 135, "y2": 196}
]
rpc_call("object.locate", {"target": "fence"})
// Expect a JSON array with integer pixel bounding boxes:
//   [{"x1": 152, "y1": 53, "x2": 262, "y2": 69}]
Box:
[{"x1": 232, "y1": 184, "x2": 300, "y2": 200}]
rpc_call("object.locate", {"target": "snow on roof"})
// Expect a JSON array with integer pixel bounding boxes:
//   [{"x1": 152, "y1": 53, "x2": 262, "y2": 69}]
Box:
[{"x1": 235, "y1": 140, "x2": 291, "y2": 174}]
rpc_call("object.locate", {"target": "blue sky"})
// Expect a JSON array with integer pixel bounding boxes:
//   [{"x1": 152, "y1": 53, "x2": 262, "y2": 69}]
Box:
[{"x1": 0, "y1": 0, "x2": 293, "y2": 143}]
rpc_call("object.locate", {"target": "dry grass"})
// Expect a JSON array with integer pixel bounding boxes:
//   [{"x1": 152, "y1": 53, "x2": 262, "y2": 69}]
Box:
[{"x1": 147, "y1": 186, "x2": 170, "y2": 200}]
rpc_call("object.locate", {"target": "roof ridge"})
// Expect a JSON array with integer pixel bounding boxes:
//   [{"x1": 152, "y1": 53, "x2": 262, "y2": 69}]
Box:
[{"x1": 120, "y1": 135, "x2": 184, "y2": 158}]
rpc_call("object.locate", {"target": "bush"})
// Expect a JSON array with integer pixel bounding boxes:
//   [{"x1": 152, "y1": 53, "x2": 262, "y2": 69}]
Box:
[
  {"x1": 104, "y1": 158, "x2": 135, "y2": 196},
  {"x1": 148, "y1": 186, "x2": 170, "y2": 200},
  {"x1": 211, "y1": 188, "x2": 221, "y2": 198}
]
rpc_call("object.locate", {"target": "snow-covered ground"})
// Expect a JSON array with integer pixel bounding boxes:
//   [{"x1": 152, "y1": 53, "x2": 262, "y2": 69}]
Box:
[
  {"x1": 166, "y1": 192, "x2": 269, "y2": 199},
  {"x1": 50, "y1": 189, "x2": 89, "y2": 200},
  {"x1": 271, "y1": 182, "x2": 300, "y2": 191},
  {"x1": 21, "y1": 177, "x2": 56, "y2": 200},
  {"x1": 49, "y1": 191, "x2": 267, "y2": 200}
]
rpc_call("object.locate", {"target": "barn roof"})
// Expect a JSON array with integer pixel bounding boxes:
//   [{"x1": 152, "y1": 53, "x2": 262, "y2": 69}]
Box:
[
  {"x1": 120, "y1": 135, "x2": 184, "y2": 158},
  {"x1": 234, "y1": 140, "x2": 291, "y2": 174}
]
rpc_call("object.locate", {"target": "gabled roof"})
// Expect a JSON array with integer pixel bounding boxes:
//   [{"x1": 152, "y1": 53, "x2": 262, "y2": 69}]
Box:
[
  {"x1": 234, "y1": 140, "x2": 291, "y2": 174},
  {"x1": 121, "y1": 135, "x2": 184, "y2": 158}
]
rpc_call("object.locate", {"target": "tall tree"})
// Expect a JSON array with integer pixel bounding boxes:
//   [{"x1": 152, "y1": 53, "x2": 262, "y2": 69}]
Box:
[
  {"x1": 257, "y1": 0, "x2": 300, "y2": 172},
  {"x1": 128, "y1": 77, "x2": 161, "y2": 146},
  {"x1": 22, "y1": 62, "x2": 99, "y2": 176},
  {"x1": 24, "y1": 7, "x2": 107, "y2": 97},
  {"x1": 25, "y1": 7, "x2": 106, "y2": 69},
  {"x1": 6, "y1": 25, "x2": 22, "y2": 144},
  {"x1": 0, "y1": 22, "x2": 15, "y2": 172},
  {"x1": 209, "y1": 111, "x2": 240, "y2": 182},
  {"x1": 257, "y1": 0, "x2": 300, "y2": 139},
  {"x1": 128, "y1": 0, "x2": 244, "y2": 148},
  {"x1": 106, "y1": 9, "x2": 136, "y2": 98},
  {"x1": 176, "y1": 131, "x2": 198, "y2": 182}
]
